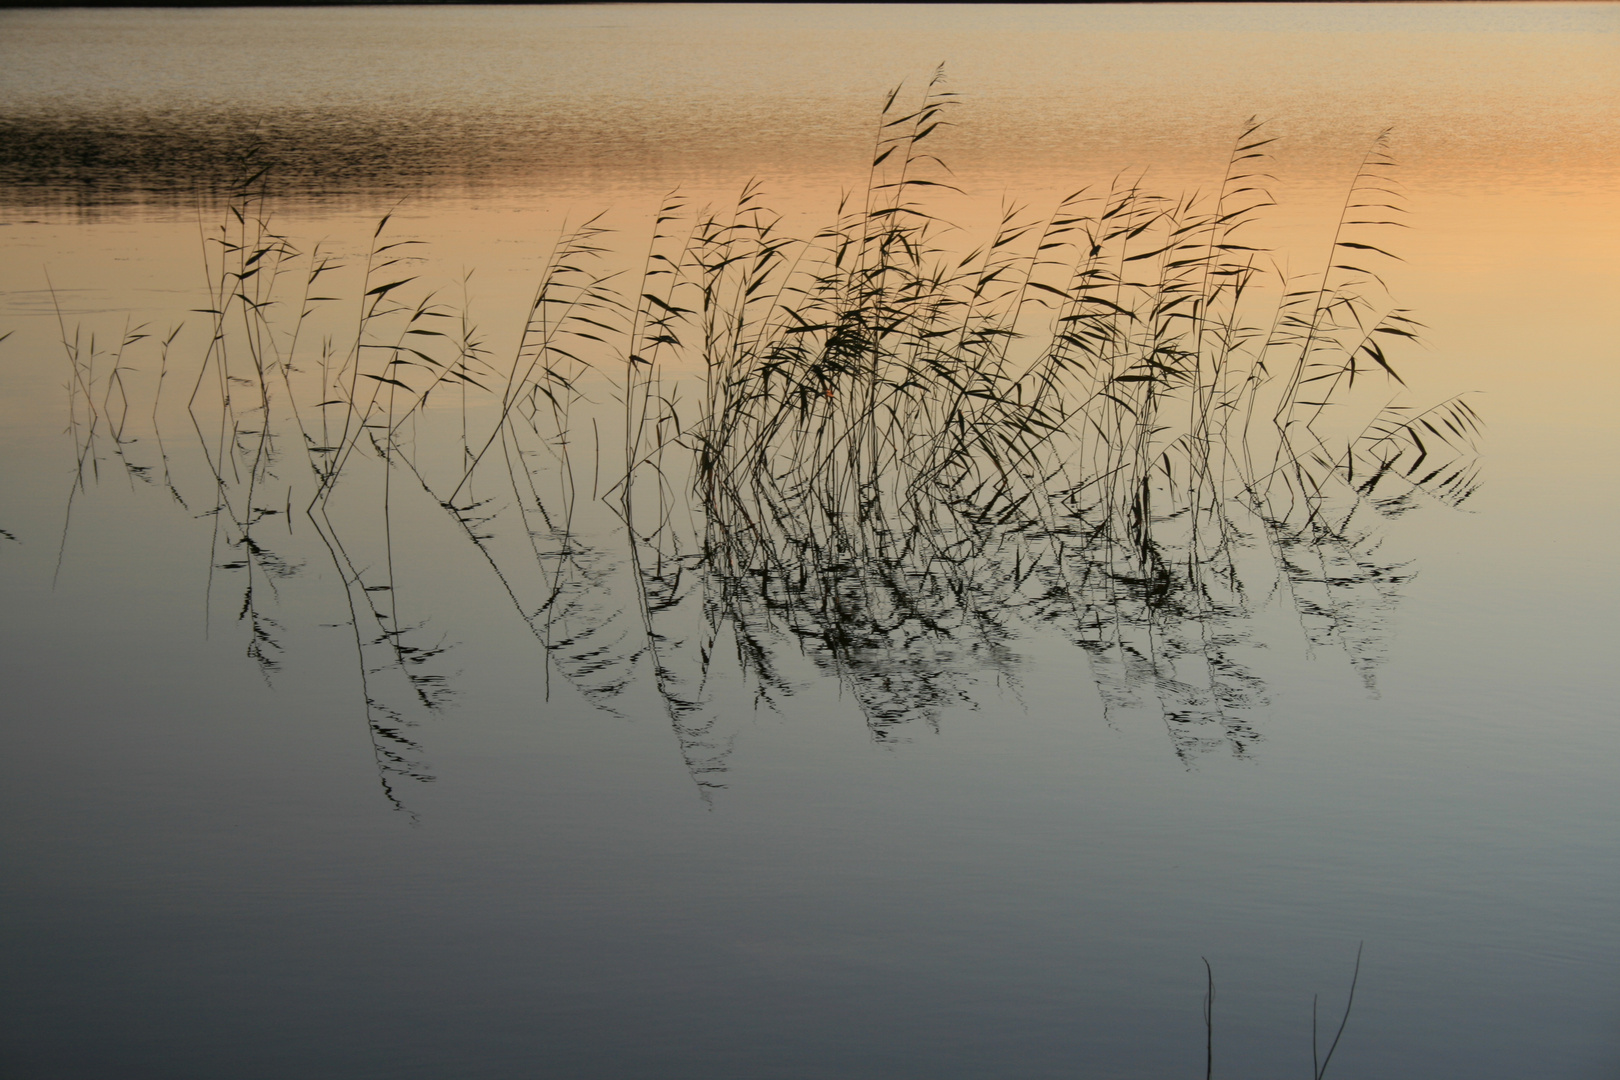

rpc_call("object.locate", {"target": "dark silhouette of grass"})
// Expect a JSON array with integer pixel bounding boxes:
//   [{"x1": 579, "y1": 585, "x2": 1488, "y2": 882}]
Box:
[
  {"x1": 47, "y1": 75, "x2": 1480, "y2": 793},
  {"x1": 1203, "y1": 944, "x2": 1364, "y2": 1079}
]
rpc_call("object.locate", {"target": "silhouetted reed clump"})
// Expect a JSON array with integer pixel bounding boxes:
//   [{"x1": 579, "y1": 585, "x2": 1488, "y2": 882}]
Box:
[{"x1": 51, "y1": 73, "x2": 1480, "y2": 794}]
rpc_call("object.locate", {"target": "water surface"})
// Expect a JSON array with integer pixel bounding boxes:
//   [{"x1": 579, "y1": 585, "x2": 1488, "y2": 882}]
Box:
[{"x1": 1, "y1": 6, "x2": 1617, "y2": 1079}]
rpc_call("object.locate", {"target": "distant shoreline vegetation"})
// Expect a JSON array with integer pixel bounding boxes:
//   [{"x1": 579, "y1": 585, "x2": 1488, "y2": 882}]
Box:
[
  {"x1": 45, "y1": 73, "x2": 1480, "y2": 798},
  {"x1": 0, "y1": 105, "x2": 563, "y2": 208}
]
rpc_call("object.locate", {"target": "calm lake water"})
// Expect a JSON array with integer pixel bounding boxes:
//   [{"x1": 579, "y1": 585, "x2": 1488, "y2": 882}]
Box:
[{"x1": 2, "y1": 5, "x2": 1617, "y2": 1079}]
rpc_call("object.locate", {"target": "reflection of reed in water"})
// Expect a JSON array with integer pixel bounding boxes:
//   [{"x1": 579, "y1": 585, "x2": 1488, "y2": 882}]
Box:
[{"x1": 45, "y1": 75, "x2": 1482, "y2": 800}]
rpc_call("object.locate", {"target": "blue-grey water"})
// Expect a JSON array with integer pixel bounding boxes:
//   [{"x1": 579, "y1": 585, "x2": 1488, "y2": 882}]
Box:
[{"x1": 1, "y1": 6, "x2": 1617, "y2": 1079}]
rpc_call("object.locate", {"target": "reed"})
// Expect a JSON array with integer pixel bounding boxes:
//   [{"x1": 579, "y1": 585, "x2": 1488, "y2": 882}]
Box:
[
  {"x1": 45, "y1": 76, "x2": 1481, "y2": 787},
  {"x1": 185, "y1": 79, "x2": 1475, "y2": 559},
  {"x1": 1202, "y1": 944, "x2": 1364, "y2": 1079}
]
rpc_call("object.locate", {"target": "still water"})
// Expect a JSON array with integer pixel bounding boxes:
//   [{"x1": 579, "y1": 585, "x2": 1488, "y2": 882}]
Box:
[{"x1": 2, "y1": 5, "x2": 1617, "y2": 1079}]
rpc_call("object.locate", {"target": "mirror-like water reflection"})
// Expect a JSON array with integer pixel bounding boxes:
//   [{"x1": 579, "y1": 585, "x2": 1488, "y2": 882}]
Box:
[{"x1": 3, "y1": 7, "x2": 1617, "y2": 1080}]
